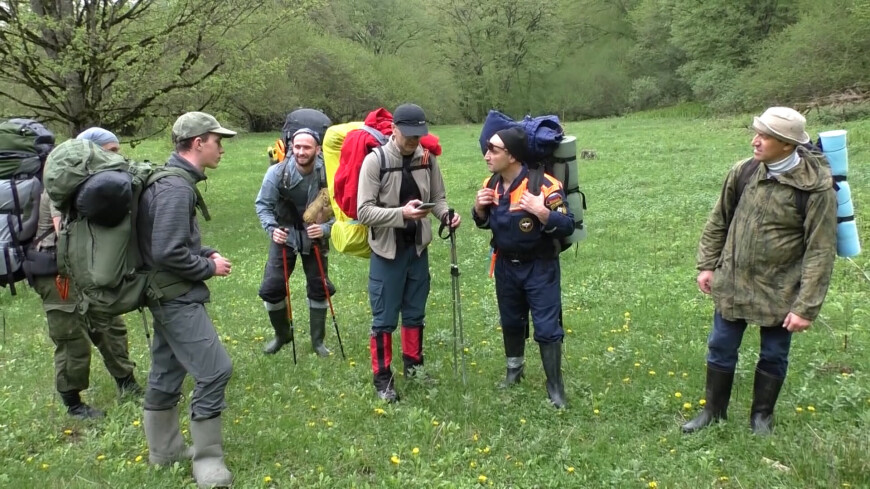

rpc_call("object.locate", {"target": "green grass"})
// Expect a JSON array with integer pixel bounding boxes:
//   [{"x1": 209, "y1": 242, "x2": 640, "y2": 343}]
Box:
[{"x1": 1, "y1": 113, "x2": 868, "y2": 488}]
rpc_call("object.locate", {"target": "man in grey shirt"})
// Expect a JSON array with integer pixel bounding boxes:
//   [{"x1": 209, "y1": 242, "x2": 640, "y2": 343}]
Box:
[{"x1": 138, "y1": 112, "x2": 235, "y2": 488}]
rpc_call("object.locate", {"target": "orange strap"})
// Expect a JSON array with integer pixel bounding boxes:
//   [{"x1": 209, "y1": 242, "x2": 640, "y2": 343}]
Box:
[{"x1": 55, "y1": 275, "x2": 69, "y2": 301}]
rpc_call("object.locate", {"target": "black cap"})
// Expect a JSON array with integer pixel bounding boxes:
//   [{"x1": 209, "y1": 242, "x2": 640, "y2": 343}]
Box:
[
  {"x1": 495, "y1": 126, "x2": 527, "y2": 162},
  {"x1": 393, "y1": 103, "x2": 429, "y2": 137}
]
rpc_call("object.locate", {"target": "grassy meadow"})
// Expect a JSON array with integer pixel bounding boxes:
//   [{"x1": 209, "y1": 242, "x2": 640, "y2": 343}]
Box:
[{"x1": 1, "y1": 110, "x2": 869, "y2": 488}]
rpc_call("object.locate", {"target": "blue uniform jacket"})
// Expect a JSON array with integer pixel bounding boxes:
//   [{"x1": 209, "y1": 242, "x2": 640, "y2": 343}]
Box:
[{"x1": 473, "y1": 166, "x2": 574, "y2": 257}]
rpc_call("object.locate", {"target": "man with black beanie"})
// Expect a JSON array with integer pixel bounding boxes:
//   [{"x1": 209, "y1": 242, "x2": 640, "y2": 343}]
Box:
[{"x1": 472, "y1": 126, "x2": 574, "y2": 408}]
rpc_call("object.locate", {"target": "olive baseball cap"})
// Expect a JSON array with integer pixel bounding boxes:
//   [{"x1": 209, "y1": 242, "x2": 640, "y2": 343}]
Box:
[{"x1": 172, "y1": 112, "x2": 237, "y2": 143}]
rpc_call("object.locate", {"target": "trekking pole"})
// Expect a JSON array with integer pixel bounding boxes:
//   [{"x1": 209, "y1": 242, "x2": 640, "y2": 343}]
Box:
[
  {"x1": 440, "y1": 209, "x2": 466, "y2": 384},
  {"x1": 281, "y1": 243, "x2": 297, "y2": 365},
  {"x1": 312, "y1": 243, "x2": 345, "y2": 359}
]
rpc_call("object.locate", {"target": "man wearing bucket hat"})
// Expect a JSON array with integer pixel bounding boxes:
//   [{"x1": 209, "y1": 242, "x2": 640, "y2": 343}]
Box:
[
  {"x1": 685, "y1": 107, "x2": 837, "y2": 435},
  {"x1": 472, "y1": 126, "x2": 574, "y2": 409},
  {"x1": 357, "y1": 103, "x2": 462, "y2": 402},
  {"x1": 139, "y1": 111, "x2": 237, "y2": 487}
]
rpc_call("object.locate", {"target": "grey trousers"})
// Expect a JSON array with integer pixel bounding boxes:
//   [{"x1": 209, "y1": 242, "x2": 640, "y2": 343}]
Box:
[{"x1": 144, "y1": 301, "x2": 233, "y2": 421}]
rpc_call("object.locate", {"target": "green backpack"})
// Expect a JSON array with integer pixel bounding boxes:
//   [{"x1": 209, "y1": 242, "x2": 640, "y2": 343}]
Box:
[{"x1": 44, "y1": 139, "x2": 204, "y2": 316}]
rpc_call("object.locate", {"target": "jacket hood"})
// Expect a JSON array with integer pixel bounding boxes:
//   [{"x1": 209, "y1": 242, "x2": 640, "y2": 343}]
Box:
[
  {"x1": 364, "y1": 108, "x2": 394, "y2": 136},
  {"x1": 774, "y1": 148, "x2": 832, "y2": 193}
]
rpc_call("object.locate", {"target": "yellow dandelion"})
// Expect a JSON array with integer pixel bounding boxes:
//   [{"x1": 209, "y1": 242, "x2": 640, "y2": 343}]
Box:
[
  {"x1": 520, "y1": 418, "x2": 526, "y2": 425},
  {"x1": 309, "y1": 405, "x2": 317, "y2": 410},
  {"x1": 649, "y1": 370, "x2": 656, "y2": 376},
  {"x1": 682, "y1": 372, "x2": 688, "y2": 378},
  {"x1": 264, "y1": 475, "x2": 273, "y2": 484},
  {"x1": 668, "y1": 371, "x2": 675, "y2": 376},
  {"x1": 245, "y1": 385, "x2": 252, "y2": 391},
  {"x1": 478, "y1": 475, "x2": 488, "y2": 484},
  {"x1": 674, "y1": 392, "x2": 682, "y2": 398},
  {"x1": 670, "y1": 449, "x2": 676, "y2": 454},
  {"x1": 606, "y1": 346, "x2": 615, "y2": 352},
  {"x1": 431, "y1": 420, "x2": 440, "y2": 426},
  {"x1": 349, "y1": 361, "x2": 356, "y2": 367},
  {"x1": 482, "y1": 446, "x2": 491, "y2": 454},
  {"x1": 390, "y1": 454, "x2": 400, "y2": 465},
  {"x1": 412, "y1": 447, "x2": 420, "y2": 456},
  {"x1": 796, "y1": 406, "x2": 804, "y2": 413},
  {"x1": 807, "y1": 405, "x2": 816, "y2": 412},
  {"x1": 464, "y1": 348, "x2": 469, "y2": 353},
  {"x1": 593, "y1": 409, "x2": 600, "y2": 415},
  {"x1": 719, "y1": 476, "x2": 729, "y2": 481},
  {"x1": 622, "y1": 377, "x2": 631, "y2": 383},
  {"x1": 327, "y1": 421, "x2": 334, "y2": 427},
  {"x1": 634, "y1": 362, "x2": 641, "y2": 367},
  {"x1": 473, "y1": 433, "x2": 479, "y2": 441},
  {"x1": 567, "y1": 466, "x2": 575, "y2": 473},
  {"x1": 274, "y1": 462, "x2": 281, "y2": 468},
  {"x1": 96, "y1": 454, "x2": 106, "y2": 461},
  {"x1": 683, "y1": 402, "x2": 692, "y2": 410},
  {"x1": 307, "y1": 421, "x2": 316, "y2": 427},
  {"x1": 699, "y1": 399, "x2": 707, "y2": 407},
  {"x1": 649, "y1": 482, "x2": 657, "y2": 488},
  {"x1": 132, "y1": 420, "x2": 140, "y2": 427},
  {"x1": 40, "y1": 463, "x2": 49, "y2": 470},
  {"x1": 624, "y1": 312, "x2": 631, "y2": 318},
  {"x1": 469, "y1": 460, "x2": 477, "y2": 468},
  {"x1": 470, "y1": 362, "x2": 477, "y2": 367},
  {"x1": 374, "y1": 408, "x2": 385, "y2": 415},
  {"x1": 134, "y1": 455, "x2": 143, "y2": 463},
  {"x1": 63, "y1": 429, "x2": 73, "y2": 435},
  {"x1": 234, "y1": 418, "x2": 241, "y2": 425}
]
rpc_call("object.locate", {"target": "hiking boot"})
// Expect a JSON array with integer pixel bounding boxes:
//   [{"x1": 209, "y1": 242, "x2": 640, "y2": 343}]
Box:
[
  {"x1": 264, "y1": 308, "x2": 293, "y2": 355},
  {"x1": 115, "y1": 373, "x2": 145, "y2": 398},
  {"x1": 376, "y1": 385, "x2": 399, "y2": 403},
  {"x1": 68, "y1": 403, "x2": 106, "y2": 419},
  {"x1": 309, "y1": 307, "x2": 331, "y2": 357},
  {"x1": 750, "y1": 369, "x2": 785, "y2": 436},
  {"x1": 681, "y1": 365, "x2": 734, "y2": 433}
]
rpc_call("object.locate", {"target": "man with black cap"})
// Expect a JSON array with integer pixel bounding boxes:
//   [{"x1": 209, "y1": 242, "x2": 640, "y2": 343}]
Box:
[
  {"x1": 472, "y1": 126, "x2": 574, "y2": 409},
  {"x1": 138, "y1": 111, "x2": 236, "y2": 487},
  {"x1": 255, "y1": 127, "x2": 336, "y2": 357},
  {"x1": 685, "y1": 107, "x2": 836, "y2": 435},
  {"x1": 357, "y1": 103, "x2": 461, "y2": 402}
]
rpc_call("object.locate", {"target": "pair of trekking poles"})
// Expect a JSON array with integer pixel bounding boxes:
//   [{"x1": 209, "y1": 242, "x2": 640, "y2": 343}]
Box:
[{"x1": 280, "y1": 230, "x2": 345, "y2": 365}]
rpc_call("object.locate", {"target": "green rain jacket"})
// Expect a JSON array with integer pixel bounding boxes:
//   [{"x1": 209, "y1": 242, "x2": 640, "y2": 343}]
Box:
[{"x1": 697, "y1": 150, "x2": 837, "y2": 326}]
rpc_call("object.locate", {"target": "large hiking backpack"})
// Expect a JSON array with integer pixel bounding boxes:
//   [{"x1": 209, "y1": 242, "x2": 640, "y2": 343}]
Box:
[
  {"x1": 327, "y1": 109, "x2": 441, "y2": 258},
  {"x1": 44, "y1": 139, "x2": 204, "y2": 316},
  {"x1": 479, "y1": 111, "x2": 587, "y2": 250},
  {"x1": 268, "y1": 108, "x2": 332, "y2": 165},
  {"x1": 0, "y1": 118, "x2": 55, "y2": 294}
]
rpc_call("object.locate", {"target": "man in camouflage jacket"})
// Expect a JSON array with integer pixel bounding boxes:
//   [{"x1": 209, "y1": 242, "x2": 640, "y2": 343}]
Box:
[{"x1": 683, "y1": 107, "x2": 837, "y2": 435}]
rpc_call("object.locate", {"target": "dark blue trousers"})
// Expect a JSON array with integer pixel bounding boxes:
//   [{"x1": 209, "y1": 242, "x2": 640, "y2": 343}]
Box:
[
  {"x1": 706, "y1": 310, "x2": 793, "y2": 378},
  {"x1": 494, "y1": 256, "x2": 563, "y2": 344}
]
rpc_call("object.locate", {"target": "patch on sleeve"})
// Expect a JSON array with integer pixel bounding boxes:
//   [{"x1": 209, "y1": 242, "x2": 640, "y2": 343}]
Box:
[{"x1": 545, "y1": 192, "x2": 564, "y2": 211}]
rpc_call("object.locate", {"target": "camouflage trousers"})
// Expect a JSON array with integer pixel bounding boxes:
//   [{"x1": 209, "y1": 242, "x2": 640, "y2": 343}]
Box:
[{"x1": 33, "y1": 276, "x2": 135, "y2": 394}]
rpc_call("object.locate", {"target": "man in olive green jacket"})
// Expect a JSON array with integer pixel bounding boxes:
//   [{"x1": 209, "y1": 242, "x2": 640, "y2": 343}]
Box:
[{"x1": 683, "y1": 107, "x2": 837, "y2": 435}]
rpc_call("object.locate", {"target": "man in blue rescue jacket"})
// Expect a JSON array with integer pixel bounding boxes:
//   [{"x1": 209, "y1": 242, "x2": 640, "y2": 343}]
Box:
[{"x1": 472, "y1": 126, "x2": 574, "y2": 408}]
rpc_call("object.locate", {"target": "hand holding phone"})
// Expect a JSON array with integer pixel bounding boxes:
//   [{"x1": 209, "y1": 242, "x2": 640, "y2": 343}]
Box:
[{"x1": 416, "y1": 202, "x2": 436, "y2": 210}]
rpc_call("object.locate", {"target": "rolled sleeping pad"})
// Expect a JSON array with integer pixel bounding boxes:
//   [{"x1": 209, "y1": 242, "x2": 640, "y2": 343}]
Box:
[
  {"x1": 551, "y1": 135, "x2": 586, "y2": 243},
  {"x1": 75, "y1": 170, "x2": 132, "y2": 227},
  {"x1": 819, "y1": 129, "x2": 860, "y2": 257},
  {"x1": 819, "y1": 130, "x2": 848, "y2": 176}
]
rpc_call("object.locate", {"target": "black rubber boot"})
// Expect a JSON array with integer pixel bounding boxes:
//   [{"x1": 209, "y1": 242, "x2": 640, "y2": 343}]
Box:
[
  {"x1": 500, "y1": 329, "x2": 525, "y2": 388},
  {"x1": 61, "y1": 390, "x2": 105, "y2": 419},
  {"x1": 750, "y1": 369, "x2": 785, "y2": 436},
  {"x1": 263, "y1": 309, "x2": 293, "y2": 355},
  {"x1": 309, "y1": 308, "x2": 330, "y2": 357},
  {"x1": 115, "y1": 372, "x2": 145, "y2": 397},
  {"x1": 539, "y1": 341, "x2": 566, "y2": 409},
  {"x1": 681, "y1": 365, "x2": 735, "y2": 433}
]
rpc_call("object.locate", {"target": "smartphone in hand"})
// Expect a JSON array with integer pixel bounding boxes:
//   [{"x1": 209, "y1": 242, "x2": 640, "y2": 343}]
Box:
[{"x1": 416, "y1": 202, "x2": 436, "y2": 210}]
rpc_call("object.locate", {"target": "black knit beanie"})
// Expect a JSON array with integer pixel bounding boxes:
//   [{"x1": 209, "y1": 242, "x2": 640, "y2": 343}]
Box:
[{"x1": 495, "y1": 126, "x2": 527, "y2": 162}]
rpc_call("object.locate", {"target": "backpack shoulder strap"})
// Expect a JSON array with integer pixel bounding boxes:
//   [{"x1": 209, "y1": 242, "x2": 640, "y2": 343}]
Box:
[
  {"x1": 379, "y1": 148, "x2": 432, "y2": 176},
  {"x1": 735, "y1": 158, "x2": 759, "y2": 202},
  {"x1": 527, "y1": 165, "x2": 545, "y2": 196},
  {"x1": 147, "y1": 167, "x2": 211, "y2": 221},
  {"x1": 359, "y1": 125, "x2": 388, "y2": 146}
]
